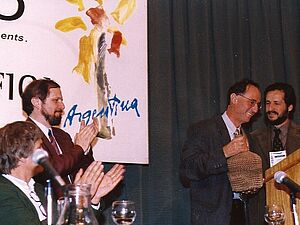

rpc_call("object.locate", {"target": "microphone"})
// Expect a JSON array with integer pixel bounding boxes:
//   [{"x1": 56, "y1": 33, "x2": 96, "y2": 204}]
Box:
[
  {"x1": 32, "y1": 149, "x2": 66, "y2": 188},
  {"x1": 274, "y1": 171, "x2": 300, "y2": 193}
]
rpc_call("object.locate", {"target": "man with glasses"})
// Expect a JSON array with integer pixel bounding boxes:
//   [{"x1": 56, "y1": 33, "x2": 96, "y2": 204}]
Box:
[
  {"x1": 248, "y1": 82, "x2": 300, "y2": 225},
  {"x1": 180, "y1": 79, "x2": 261, "y2": 225},
  {"x1": 237, "y1": 93, "x2": 262, "y2": 110}
]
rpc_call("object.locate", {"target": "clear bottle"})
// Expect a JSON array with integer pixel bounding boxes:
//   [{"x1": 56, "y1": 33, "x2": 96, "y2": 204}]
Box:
[
  {"x1": 45, "y1": 179, "x2": 54, "y2": 225},
  {"x1": 56, "y1": 184, "x2": 99, "y2": 225}
]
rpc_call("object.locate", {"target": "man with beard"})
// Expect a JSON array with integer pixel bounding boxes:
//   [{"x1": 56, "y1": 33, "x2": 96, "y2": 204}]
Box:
[
  {"x1": 22, "y1": 78, "x2": 124, "y2": 199},
  {"x1": 248, "y1": 82, "x2": 300, "y2": 225}
]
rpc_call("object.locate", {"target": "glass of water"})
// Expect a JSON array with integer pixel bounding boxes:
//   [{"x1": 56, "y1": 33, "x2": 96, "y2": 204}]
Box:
[
  {"x1": 111, "y1": 200, "x2": 136, "y2": 225},
  {"x1": 264, "y1": 204, "x2": 285, "y2": 225}
]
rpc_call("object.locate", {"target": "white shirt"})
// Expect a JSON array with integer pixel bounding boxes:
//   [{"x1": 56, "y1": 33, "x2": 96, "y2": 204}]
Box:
[
  {"x1": 222, "y1": 112, "x2": 243, "y2": 199},
  {"x1": 29, "y1": 116, "x2": 90, "y2": 155},
  {"x1": 29, "y1": 117, "x2": 63, "y2": 154},
  {"x1": 2, "y1": 174, "x2": 47, "y2": 221},
  {"x1": 221, "y1": 111, "x2": 240, "y2": 140}
]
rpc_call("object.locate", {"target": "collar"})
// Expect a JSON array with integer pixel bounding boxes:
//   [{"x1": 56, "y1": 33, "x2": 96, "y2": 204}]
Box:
[
  {"x1": 29, "y1": 117, "x2": 51, "y2": 140},
  {"x1": 2, "y1": 174, "x2": 35, "y2": 192},
  {"x1": 222, "y1": 111, "x2": 240, "y2": 140},
  {"x1": 275, "y1": 120, "x2": 289, "y2": 131},
  {"x1": 2, "y1": 174, "x2": 47, "y2": 221},
  {"x1": 273, "y1": 120, "x2": 289, "y2": 135}
]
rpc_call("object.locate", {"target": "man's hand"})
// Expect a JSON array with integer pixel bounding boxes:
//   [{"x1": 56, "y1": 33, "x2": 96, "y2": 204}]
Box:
[
  {"x1": 91, "y1": 164, "x2": 125, "y2": 205},
  {"x1": 73, "y1": 161, "x2": 104, "y2": 198},
  {"x1": 74, "y1": 118, "x2": 99, "y2": 152},
  {"x1": 223, "y1": 135, "x2": 249, "y2": 158}
]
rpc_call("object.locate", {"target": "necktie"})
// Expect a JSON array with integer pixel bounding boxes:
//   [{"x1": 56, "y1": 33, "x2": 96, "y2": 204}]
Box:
[
  {"x1": 233, "y1": 128, "x2": 241, "y2": 137},
  {"x1": 48, "y1": 129, "x2": 72, "y2": 185},
  {"x1": 48, "y1": 129, "x2": 61, "y2": 155},
  {"x1": 272, "y1": 128, "x2": 284, "y2": 151},
  {"x1": 29, "y1": 190, "x2": 47, "y2": 217}
]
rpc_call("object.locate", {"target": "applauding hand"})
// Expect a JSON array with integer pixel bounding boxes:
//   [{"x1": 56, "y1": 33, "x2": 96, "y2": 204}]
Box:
[{"x1": 91, "y1": 164, "x2": 125, "y2": 204}]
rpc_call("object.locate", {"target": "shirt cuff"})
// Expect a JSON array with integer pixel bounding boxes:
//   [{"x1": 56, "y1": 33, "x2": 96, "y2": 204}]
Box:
[
  {"x1": 84, "y1": 146, "x2": 91, "y2": 155},
  {"x1": 91, "y1": 202, "x2": 101, "y2": 210}
]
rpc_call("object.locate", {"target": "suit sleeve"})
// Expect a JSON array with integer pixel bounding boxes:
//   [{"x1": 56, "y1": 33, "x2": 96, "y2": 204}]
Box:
[
  {"x1": 180, "y1": 121, "x2": 228, "y2": 181},
  {"x1": 43, "y1": 128, "x2": 94, "y2": 177}
]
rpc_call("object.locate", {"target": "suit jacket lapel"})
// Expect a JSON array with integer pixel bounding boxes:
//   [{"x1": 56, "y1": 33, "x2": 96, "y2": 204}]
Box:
[
  {"x1": 35, "y1": 183, "x2": 46, "y2": 209},
  {"x1": 215, "y1": 115, "x2": 231, "y2": 147},
  {"x1": 42, "y1": 134, "x2": 59, "y2": 157},
  {"x1": 256, "y1": 127, "x2": 272, "y2": 163},
  {"x1": 26, "y1": 117, "x2": 59, "y2": 157}
]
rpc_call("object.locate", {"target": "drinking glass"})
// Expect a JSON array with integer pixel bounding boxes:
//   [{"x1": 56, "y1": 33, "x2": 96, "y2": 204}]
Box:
[
  {"x1": 111, "y1": 200, "x2": 136, "y2": 225},
  {"x1": 264, "y1": 204, "x2": 285, "y2": 225}
]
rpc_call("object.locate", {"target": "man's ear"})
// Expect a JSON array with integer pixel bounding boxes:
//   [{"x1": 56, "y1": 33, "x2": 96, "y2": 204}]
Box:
[
  {"x1": 31, "y1": 97, "x2": 41, "y2": 109},
  {"x1": 288, "y1": 104, "x2": 293, "y2": 112},
  {"x1": 230, "y1": 93, "x2": 238, "y2": 104}
]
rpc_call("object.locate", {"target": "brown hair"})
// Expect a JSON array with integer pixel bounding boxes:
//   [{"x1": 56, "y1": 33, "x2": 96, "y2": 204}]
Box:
[
  {"x1": 22, "y1": 79, "x2": 60, "y2": 115},
  {"x1": 0, "y1": 121, "x2": 42, "y2": 174}
]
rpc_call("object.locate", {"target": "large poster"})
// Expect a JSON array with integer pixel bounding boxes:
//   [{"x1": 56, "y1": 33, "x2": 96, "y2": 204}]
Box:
[{"x1": 0, "y1": 0, "x2": 148, "y2": 164}]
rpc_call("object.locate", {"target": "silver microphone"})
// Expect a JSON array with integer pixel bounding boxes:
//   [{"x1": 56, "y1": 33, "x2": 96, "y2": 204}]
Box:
[
  {"x1": 274, "y1": 171, "x2": 300, "y2": 193},
  {"x1": 32, "y1": 149, "x2": 66, "y2": 187}
]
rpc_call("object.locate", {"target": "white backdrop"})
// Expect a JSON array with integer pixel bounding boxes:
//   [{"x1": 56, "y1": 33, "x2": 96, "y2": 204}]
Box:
[{"x1": 0, "y1": 0, "x2": 148, "y2": 164}]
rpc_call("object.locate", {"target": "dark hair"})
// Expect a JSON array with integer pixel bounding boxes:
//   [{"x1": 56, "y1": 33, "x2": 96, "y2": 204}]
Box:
[
  {"x1": 0, "y1": 121, "x2": 42, "y2": 174},
  {"x1": 265, "y1": 82, "x2": 296, "y2": 117},
  {"x1": 22, "y1": 79, "x2": 60, "y2": 115},
  {"x1": 227, "y1": 79, "x2": 260, "y2": 105}
]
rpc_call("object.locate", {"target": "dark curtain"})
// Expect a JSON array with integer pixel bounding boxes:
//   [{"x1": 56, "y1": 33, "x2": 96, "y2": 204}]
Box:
[{"x1": 102, "y1": 0, "x2": 300, "y2": 224}]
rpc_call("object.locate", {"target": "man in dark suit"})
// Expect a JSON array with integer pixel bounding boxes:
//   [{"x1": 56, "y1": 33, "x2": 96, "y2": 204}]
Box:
[
  {"x1": 248, "y1": 82, "x2": 300, "y2": 225},
  {"x1": 0, "y1": 121, "x2": 121, "y2": 224},
  {"x1": 180, "y1": 79, "x2": 261, "y2": 225},
  {"x1": 22, "y1": 79, "x2": 124, "y2": 198}
]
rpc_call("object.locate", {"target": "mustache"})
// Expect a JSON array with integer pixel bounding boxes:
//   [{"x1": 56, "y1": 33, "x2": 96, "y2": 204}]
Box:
[
  {"x1": 266, "y1": 111, "x2": 279, "y2": 115},
  {"x1": 54, "y1": 110, "x2": 64, "y2": 114}
]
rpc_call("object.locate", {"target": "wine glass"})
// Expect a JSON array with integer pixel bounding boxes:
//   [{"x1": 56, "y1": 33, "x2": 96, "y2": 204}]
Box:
[
  {"x1": 264, "y1": 204, "x2": 285, "y2": 225},
  {"x1": 111, "y1": 200, "x2": 136, "y2": 225}
]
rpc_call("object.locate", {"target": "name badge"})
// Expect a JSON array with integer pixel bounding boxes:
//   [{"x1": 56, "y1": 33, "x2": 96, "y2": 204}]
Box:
[{"x1": 269, "y1": 150, "x2": 287, "y2": 167}]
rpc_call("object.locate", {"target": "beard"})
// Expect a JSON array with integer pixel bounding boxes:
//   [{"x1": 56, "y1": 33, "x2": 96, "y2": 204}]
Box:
[
  {"x1": 41, "y1": 107, "x2": 63, "y2": 126},
  {"x1": 266, "y1": 109, "x2": 289, "y2": 126}
]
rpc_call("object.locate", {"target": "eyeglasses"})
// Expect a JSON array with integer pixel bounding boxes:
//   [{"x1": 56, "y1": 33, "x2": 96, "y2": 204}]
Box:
[
  {"x1": 237, "y1": 93, "x2": 262, "y2": 109},
  {"x1": 29, "y1": 191, "x2": 47, "y2": 217}
]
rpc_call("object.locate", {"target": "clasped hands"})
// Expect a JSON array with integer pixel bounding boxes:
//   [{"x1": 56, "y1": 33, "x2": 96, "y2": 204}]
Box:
[
  {"x1": 74, "y1": 118, "x2": 99, "y2": 152},
  {"x1": 73, "y1": 161, "x2": 125, "y2": 205}
]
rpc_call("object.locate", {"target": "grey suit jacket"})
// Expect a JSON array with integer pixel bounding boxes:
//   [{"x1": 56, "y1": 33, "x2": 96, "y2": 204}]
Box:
[
  {"x1": 180, "y1": 115, "x2": 234, "y2": 225},
  {"x1": 248, "y1": 121, "x2": 300, "y2": 225}
]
